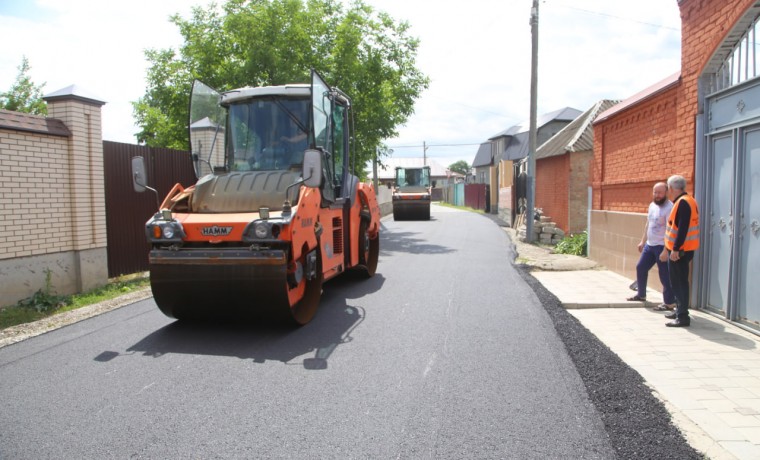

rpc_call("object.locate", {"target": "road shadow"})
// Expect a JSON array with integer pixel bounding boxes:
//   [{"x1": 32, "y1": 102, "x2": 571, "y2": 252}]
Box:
[
  {"x1": 100, "y1": 273, "x2": 385, "y2": 369},
  {"x1": 379, "y1": 222, "x2": 455, "y2": 256}
]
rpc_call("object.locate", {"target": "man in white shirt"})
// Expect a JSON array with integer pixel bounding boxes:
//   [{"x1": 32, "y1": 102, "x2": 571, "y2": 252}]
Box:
[{"x1": 627, "y1": 182, "x2": 675, "y2": 310}]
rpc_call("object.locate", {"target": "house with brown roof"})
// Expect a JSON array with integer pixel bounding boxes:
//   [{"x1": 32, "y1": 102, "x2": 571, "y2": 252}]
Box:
[{"x1": 534, "y1": 100, "x2": 618, "y2": 234}]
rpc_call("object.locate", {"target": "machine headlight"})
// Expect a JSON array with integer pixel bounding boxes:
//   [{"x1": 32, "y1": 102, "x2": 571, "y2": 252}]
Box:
[
  {"x1": 147, "y1": 220, "x2": 184, "y2": 242},
  {"x1": 254, "y1": 222, "x2": 269, "y2": 239}
]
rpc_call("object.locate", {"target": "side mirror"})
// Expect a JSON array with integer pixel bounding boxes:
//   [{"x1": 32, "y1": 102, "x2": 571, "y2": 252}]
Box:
[
  {"x1": 432, "y1": 180, "x2": 437, "y2": 188},
  {"x1": 131, "y1": 156, "x2": 148, "y2": 193},
  {"x1": 302, "y1": 149, "x2": 322, "y2": 188}
]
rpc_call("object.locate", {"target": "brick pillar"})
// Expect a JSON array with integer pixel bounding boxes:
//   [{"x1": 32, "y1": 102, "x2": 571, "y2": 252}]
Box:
[{"x1": 43, "y1": 85, "x2": 108, "y2": 291}]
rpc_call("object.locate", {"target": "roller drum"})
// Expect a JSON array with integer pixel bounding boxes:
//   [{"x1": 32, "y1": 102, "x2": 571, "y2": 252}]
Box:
[{"x1": 149, "y1": 249, "x2": 291, "y2": 322}]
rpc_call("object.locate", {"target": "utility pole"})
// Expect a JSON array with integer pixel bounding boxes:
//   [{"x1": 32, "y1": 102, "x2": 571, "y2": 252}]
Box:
[
  {"x1": 526, "y1": 0, "x2": 539, "y2": 243},
  {"x1": 373, "y1": 146, "x2": 379, "y2": 190},
  {"x1": 423, "y1": 141, "x2": 428, "y2": 165}
]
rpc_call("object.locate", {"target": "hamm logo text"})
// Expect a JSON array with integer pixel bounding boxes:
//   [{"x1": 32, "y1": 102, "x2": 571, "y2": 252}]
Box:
[{"x1": 201, "y1": 226, "x2": 233, "y2": 237}]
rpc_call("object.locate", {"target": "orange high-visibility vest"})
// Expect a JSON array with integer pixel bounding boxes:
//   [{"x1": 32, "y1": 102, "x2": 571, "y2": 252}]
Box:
[{"x1": 665, "y1": 194, "x2": 699, "y2": 251}]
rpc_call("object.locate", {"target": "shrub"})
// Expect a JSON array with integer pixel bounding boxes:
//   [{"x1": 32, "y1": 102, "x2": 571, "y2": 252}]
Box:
[
  {"x1": 554, "y1": 232, "x2": 588, "y2": 256},
  {"x1": 16, "y1": 269, "x2": 70, "y2": 313}
]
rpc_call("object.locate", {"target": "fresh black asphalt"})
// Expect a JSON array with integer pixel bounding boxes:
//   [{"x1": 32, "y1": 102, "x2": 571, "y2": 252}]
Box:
[{"x1": 0, "y1": 206, "x2": 700, "y2": 459}]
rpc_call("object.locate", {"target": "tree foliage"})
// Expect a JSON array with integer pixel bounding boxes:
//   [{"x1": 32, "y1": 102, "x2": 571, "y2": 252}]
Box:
[
  {"x1": 133, "y1": 0, "x2": 429, "y2": 173},
  {"x1": 448, "y1": 160, "x2": 470, "y2": 175},
  {"x1": 0, "y1": 56, "x2": 47, "y2": 115}
]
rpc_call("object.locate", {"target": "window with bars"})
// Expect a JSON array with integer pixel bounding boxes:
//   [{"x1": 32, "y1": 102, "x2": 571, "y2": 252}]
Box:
[{"x1": 711, "y1": 15, "x2": 760, "y2": 92}]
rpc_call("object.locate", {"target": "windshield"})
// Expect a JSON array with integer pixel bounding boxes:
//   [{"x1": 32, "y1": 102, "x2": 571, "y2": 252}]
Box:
[
  {"x1": 396, "y1": 167, "x2": 430, "y2": 187},
  {"x1": 228, "y1": 97, "x2": 310, "y2": 172}
]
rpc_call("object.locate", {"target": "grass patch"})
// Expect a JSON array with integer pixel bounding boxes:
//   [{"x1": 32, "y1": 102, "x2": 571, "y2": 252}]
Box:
[
  {"x1": 0, "y1": 273, "x2": 149, "y2": 330},
  {"x1": 436, "y1": 202, "x2": 485, "y2": 213}
]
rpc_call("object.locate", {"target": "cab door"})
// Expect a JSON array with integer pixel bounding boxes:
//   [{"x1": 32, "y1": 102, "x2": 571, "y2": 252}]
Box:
[
  {"x1": 310, "y1": 70, "x2": 344, "y2": 278},
  {"x1": 189, "y1": 80, "x2": 227, "y2": 177}
]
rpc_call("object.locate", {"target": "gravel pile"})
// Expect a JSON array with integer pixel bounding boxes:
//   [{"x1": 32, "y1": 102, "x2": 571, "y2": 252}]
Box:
[{"x1": 516, "y1": 265, "x2": 702, "y2": 460}]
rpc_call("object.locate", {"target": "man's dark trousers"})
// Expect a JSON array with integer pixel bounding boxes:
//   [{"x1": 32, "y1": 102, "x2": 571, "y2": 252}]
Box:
[
  {"x1": 636, "y1": 244, "x2": 674, "y2": 303},
  {"x1": 668, "y1": 250, "x2": 694, "y2": 319}
]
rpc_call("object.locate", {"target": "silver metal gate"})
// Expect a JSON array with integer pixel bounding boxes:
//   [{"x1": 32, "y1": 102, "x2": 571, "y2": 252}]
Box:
[
  {"x1": 736, "y1": 128, "x2": 760, "y2": 324},
  {"x1": 703, "y1": 79, "x2": 760, "y2": 329}
]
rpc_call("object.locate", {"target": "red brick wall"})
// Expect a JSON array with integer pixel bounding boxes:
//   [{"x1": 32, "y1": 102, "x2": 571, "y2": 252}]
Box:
[
  {"x1": 593, "y1": 88, "x2": 678, "y2": 212},
  {"x1": 592, "y1": 0, "x2": 756, "y2": 212},
  {"x1": 536, "y1": 154, "x2": 569, "y2": 232}
]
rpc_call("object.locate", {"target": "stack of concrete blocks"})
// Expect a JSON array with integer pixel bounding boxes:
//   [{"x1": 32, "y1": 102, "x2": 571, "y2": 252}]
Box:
[{"x1": 517, "y1": 215, "x2": 565, "y2": 245}]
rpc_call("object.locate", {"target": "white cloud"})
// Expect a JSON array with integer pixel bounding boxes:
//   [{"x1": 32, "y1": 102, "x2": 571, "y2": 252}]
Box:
[{"x1": 0, "y1": 0, "x2": 682, "y2": 167}]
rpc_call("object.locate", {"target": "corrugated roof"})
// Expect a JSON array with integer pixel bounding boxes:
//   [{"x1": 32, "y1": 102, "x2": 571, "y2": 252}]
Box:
[
  {"x1": 501, "y1": 132, "x2": 529, "y2": 161},
  {"x1": 472, "y1": 142, "x2": 493, "y2": 167},
  {"x1": 489, "y1": 125, "x2": 522, "y2": 139},
  {"x1": 0, "y1": 109, "x2": 71, "y2": 137},
  {"x1": 535, "y1": 99, "x2": 619, "y2": 160},
  {"x1": 594, "y1": 72, "x2": 680, "y2": 124}
]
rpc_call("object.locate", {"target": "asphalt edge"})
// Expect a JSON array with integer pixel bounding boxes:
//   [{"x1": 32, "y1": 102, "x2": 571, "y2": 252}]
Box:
[{"x1": 515, "y1": 264, "x2": 703, "y2": 459}]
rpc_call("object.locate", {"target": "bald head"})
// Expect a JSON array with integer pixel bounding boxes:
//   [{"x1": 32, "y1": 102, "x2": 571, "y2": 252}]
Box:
[{"x1": 653, "y1": 182, "x2": 668, "y2": 205}]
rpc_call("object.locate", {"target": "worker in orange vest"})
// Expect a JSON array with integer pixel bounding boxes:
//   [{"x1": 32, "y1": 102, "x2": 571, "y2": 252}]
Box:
[{"x1": 659, "y1": 174, "x2": 699, "y2": 327}]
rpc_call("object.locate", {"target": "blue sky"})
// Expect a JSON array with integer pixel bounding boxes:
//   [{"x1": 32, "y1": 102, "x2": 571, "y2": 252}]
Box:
[{"x1": 0, "y1": 0, "x2": 682, "y2": 167}]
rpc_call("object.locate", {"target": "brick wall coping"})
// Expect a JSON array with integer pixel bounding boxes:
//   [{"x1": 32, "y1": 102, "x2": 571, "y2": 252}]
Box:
[
  {"x1": 594, "y1": 72, "x2": 681, "y2": 125},
  {"x1": 43, "y1": 84, "x2": 105, "y2": 107},
  {"x1": 0, "y1": 109, "x2": 71, "y2": 137}
]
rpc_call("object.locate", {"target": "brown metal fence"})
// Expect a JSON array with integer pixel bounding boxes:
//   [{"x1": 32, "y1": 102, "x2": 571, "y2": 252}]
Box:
[
  {"x1": 103, "y1": 141, "x2": 196, "y2": 277},
  {"x1": 465, "y1": 183, "x2": 489, "y2": 212}
]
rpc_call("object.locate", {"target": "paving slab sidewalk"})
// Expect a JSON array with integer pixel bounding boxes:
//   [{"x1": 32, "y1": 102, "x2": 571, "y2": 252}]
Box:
[{"x1": 505, "y1": 227, "x2": 760, "y2": 460}]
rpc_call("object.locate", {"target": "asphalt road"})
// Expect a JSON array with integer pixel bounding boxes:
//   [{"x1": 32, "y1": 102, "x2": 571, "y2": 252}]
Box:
[{"x1": 0, "y1": 205, "x2": 693, "y2": 459}]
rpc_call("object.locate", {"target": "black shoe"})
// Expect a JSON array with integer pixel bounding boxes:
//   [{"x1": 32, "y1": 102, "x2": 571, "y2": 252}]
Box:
[
  {"x1": 664, "y1": 312, "x2": 677, "y2": 319},
  {"x1": 666, "y1": 318, "x2": 690, "y2": 327}
]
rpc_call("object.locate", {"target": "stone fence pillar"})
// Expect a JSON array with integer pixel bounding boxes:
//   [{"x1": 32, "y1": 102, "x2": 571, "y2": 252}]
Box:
[{"x1": 43, "y1": 86, "x2": 108, "y2": 293}]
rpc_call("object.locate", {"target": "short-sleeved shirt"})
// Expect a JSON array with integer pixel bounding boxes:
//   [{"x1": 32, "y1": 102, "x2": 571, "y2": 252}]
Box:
[{"x1": 647, "y1": 200, "x2": 674, "y2": 247}]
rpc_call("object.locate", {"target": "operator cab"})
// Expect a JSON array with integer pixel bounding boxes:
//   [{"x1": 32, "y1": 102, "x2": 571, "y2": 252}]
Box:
[{"x1": 188, "y1": 70, "x2": 353, "y2": 209}]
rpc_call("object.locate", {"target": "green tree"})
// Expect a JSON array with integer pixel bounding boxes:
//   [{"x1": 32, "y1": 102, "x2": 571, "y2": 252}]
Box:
[
  {"x1": 132, "y1": 0, "x2": 429, "y2": 175},
  {"x1": 448, "y1": 160, "x2": 470, "y2": 176},
  {"x1": 1, "y1": 56, "x2": 47, "y2": 115}
]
